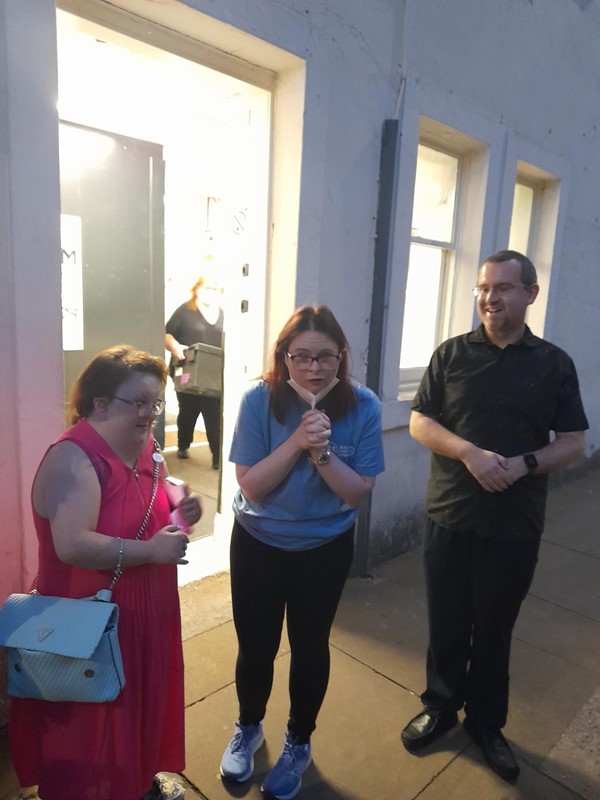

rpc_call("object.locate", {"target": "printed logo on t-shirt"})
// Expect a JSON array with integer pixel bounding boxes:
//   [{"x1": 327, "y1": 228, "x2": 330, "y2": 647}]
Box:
[{"x1": 331, "y1": 442, "x2": 355, "y2": 460}]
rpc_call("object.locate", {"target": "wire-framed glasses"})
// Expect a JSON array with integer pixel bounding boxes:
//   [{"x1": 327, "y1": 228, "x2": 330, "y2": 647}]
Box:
[
  {"x1": 472, "y1": 283, "x2": 530, "y2": 298},
  {"x1": 113, "y1": 396, "x2": 166, "y2": 417}
]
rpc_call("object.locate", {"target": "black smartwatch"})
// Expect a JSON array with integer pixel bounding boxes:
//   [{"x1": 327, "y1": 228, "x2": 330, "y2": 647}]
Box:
[{"x1": 523, "y1": 453, "x2": 538, "y2": 471}]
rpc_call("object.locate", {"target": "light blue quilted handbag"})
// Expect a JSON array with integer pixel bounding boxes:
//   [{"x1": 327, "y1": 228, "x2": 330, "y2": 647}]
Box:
[
  {"x1": 0, "y1": 442, "x2": 162, "y2": 703},
  {"x1": 0, "y1": 590, "x2": 125, "y2": 702}
]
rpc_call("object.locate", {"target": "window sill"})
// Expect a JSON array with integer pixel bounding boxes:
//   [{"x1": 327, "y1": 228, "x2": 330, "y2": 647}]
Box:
[{"x1": 381, "y1": 398, "x2": 412, "y2": 432}]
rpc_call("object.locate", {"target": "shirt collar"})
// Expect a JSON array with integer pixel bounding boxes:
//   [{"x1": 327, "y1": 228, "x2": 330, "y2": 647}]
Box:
[{"x1": 468, "y1": 324, "x2": 542, "y2": 348}]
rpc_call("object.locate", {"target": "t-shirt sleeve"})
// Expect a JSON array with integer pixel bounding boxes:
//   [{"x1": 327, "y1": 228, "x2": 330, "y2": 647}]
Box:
[
  {"x1": 229, "y1": 385, "x2": 270, "y2": 465},
  {"x1": 352, "y1": 391, "x2": 385, "y2": 476}
]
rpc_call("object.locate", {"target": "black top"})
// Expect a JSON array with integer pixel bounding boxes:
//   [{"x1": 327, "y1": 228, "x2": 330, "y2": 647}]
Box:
[
  {"x1": 165, "y1": 303, "x2": 223, "y2": 348},
  {"x1": 412, "y1": 325, "x2": 589, "y2": 540},
  {"x1": 165, "y1": 303, "x2": 224, "y2": 377}
]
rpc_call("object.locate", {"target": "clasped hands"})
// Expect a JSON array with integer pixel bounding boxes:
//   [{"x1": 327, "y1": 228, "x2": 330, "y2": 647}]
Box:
[
  {"x1": 295, "y1": 408, "x2": 331, "y2": 461},
  {"x1": 464, "y1": 448, "x2": 530, "y2": 493}
]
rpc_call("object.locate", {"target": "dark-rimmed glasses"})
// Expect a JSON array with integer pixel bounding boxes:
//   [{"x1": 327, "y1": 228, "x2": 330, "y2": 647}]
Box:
[{"x1": 286, "y1": 352, "x2": 342, "y2": 371}]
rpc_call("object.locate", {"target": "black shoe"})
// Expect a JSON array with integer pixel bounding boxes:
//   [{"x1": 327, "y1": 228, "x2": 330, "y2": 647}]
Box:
[
  {"x1": 177, "y1": 448, "x2": 189, "y2": 460},
  {"x1": 463, "y1": 718, "x2": 520, "y2": 782},
  {"x1": 211, "y1": 459, "x2": 220, "y2": 470},
  {"x1": 401, "y1": 708, "x2": 458, "y2": 752}
]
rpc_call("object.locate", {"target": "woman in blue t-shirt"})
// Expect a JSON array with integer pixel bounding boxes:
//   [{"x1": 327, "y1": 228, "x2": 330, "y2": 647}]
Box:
[{"x1": 220, "y1": 305, "x2": 385, "y2": 800}]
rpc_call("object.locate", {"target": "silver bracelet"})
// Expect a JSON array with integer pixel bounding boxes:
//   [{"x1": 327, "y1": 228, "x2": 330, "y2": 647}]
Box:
[{"x1": 115, "y1": 537, "x2": 124, "y2": 576}]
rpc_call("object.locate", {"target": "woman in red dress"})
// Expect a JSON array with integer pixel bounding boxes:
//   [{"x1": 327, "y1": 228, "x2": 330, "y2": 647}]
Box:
[{"x1": 9, "y1": 345, "x2": 201, "y2": 800}]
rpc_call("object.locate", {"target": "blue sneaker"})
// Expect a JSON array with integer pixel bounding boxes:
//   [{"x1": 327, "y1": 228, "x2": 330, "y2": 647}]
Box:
[
  {"x1": 220, "y1": 722, "x2": 265, "y2": 782},
  {"x1": 261, "y1": 732, "x2": 312, "y2": 800}
]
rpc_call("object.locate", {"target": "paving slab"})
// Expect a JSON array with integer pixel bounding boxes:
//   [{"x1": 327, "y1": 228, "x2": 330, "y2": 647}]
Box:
[
  {"x1": 530, "y1": 540, "x2": 600, "y2": 622},
  {"x1": 184, "y1": 648, "x2": 468, "y2": 800},
  {"x1": 180, "y1": 571, "x2": 232, "y2": 641},
  {"x1": 184, "y1": 620, "x2": 290, "y2": 710},
  {"x1": 514, "y1": 593, "x2": 600, "y2": 675},
  {"x1": 503, "y1": 638, "x2": 600, "y2": 766},
  {"x1": 417, "y1": 746, "x2": 586, "y2": 800},
  {"x1": 545, "y1": 473, "x2": 600, "y2": 558},
  {"x1": 541, "y1": 684, "x2": 600, "y2": 800},
  {"x1": 330, "y1": 553, "x2": 429, "y2": 696}
]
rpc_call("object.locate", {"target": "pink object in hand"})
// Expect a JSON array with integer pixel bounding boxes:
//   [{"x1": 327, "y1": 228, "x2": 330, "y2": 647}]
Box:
[{"x1": 165, "y1": 476, "x2": 190, "y2": 533}]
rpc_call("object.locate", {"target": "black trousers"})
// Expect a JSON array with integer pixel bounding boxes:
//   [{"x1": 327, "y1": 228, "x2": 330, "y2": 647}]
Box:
[
  {"x1": 175, "y1": 391, "x2": 221, "y2": 461},
  {"x1": 230, "y1": 520, "x2": 355, "y2": 742},
  {"x1": 421, "y1": 520, "x2": 540, "y2": 729}
]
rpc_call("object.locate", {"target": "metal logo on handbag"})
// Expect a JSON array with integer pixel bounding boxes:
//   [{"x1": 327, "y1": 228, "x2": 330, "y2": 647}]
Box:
[
  {"x1": 0, "y1": 592, "x2": 124, "y2": 702},
  {"x1": 0, "y1": 443, "x2": 161, "y2": 703}
]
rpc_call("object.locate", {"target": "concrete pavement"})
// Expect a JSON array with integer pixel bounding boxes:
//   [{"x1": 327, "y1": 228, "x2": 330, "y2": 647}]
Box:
[{"x1": 2, "y1": 469, "x2": 600, "y2": 799}]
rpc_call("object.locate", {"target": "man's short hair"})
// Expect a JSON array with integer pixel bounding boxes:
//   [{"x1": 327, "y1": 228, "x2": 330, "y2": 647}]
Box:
[{"x1": 482, "y1": 250, "x2": 537, "y2": 286}]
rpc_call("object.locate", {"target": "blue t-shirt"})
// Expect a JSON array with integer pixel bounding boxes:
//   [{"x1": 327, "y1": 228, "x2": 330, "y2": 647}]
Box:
[{"x1": 230, "y1": 380, "x2": 385, "y2": 550}]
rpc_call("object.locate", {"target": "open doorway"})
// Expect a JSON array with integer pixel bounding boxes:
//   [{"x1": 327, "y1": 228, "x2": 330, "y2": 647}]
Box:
[{"x1": 56, "y1": 9, "x2": 271, "y2": 560}]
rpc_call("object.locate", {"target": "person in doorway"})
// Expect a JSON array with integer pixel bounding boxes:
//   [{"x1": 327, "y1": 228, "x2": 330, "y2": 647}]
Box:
[
  {"x1": 165, "y1": 273, "x2": 224, "y2": 468},
  {"x1": 219, "y1": 305, "x2": 385, "y2": 800},
  {"x1": 9, "y1": 345, "x2": 202, "y2": 800},
  {"x1": 400, "y1": 251, "x2": 588, "y2": 782}
]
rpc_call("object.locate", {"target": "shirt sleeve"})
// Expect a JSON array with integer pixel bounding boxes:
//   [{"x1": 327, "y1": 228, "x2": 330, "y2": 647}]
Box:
[
  {"x1": 552, "y1": 351, "x2": 589, "y2": 432},
  {"x1": 411, "y1": 344, "x2": 446, "y2": 419},
  {"x1": 229, "y1": 384, "x2": 270, "y2": 465}
]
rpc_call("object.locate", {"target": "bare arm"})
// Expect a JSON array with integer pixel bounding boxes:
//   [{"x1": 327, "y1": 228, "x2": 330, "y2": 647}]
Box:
[
  {"x1": 409, "y1": 410, "x2": 511, "y2": 493},
  {"x1": 310, "y1": 454, "x2": 376, "y2": 508},
  {"x1": 238, "y1": 408, "x2": 376, "y2": 508},
  {"x1": 165, "y1": 333, "x2": 186, "y2": 361},
  {"x1": 235, "y1": 409, "x2": 330, "y2": 502},
  {"x1": 34, "y1": 441, "x2": 188, "y2": 569},
  {"x1": 502, "y1": 430, "x2": 585, "y2": 483}
]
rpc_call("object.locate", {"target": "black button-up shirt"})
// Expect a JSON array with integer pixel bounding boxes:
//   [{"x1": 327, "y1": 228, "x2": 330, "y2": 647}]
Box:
[{"x1": 412, "y1": 325, "x2": 589, "y2": 540}]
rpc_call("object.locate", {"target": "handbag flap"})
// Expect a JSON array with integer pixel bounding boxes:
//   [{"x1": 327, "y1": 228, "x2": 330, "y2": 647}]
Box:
[{"x1": 0, "y1": 593, "x2": 119, "y2": 659}]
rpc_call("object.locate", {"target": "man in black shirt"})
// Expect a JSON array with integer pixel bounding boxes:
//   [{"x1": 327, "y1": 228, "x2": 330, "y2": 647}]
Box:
[{"x1": 401, "y1": 251, "x2": 588, "y2": 782}]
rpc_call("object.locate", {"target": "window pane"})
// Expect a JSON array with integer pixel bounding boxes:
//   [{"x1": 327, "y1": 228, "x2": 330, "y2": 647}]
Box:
[
  {"x1": 411, "y1": 145, "x2": 458, "y2": 242},
  {"x1": 509, "y1": 182, "x2": 534, "y2": 253},
  {"x1": 400, "y1": 244, "x2": 443, "y2": 369}
]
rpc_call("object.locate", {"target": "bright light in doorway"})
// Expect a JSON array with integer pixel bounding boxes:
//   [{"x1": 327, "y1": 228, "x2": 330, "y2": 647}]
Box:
[{"x1": 58, "y1": 125, "x2": 115, "y2": 181}]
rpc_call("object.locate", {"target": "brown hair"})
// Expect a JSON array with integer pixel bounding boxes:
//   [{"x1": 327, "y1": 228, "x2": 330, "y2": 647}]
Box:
[
  {"x1": 482, "y1": 250, "x2": 538, "y2": 285},
  {"x1": 264, "y1": 305, "x2": 356, "y2": 422},
  {"x1": 68, "y1": 344, "x2": 167, "y2": 425}
]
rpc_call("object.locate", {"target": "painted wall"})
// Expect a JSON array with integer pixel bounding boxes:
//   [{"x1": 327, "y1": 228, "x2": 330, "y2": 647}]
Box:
[
  {"x1": 178, "y1": 0, "x2": 600, "y2": 564},
  {"x1": 0, "y1": 0, "x2": 64, "y2": 723}
]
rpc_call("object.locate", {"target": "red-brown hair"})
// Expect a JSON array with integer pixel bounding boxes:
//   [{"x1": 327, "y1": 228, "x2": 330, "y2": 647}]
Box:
[
  {"x1": 186, "y1": 276, "x2": 206, "y2": 310},
  {"x1": 263, "y1": 305, "x2": 356, "y2": 422},
  {"x1": 68, "y1": 344, "x2": 167, "y2": 425}
]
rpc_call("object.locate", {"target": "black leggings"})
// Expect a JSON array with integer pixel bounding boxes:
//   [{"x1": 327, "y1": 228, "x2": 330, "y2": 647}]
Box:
[
  {"x1": 175, "y1": 391, "x2": 221, "y2": 460},
  {"x1": 230, "y1": 520, "x2": 355, "y2": 742}
]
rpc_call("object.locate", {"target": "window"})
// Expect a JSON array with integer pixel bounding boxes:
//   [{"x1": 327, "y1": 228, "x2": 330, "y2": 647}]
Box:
[
  {"x1": 509, "y1": 179, "x2": 537, "y2": 254},
  {"x1": 399, "y1": 144, "x2": 459, "y2": 382}
]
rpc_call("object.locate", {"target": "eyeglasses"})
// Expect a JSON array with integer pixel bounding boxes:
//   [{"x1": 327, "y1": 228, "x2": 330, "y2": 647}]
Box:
[
  {"x1": 113, "y1": 396, "x2": 166, "y2": 417},
  {"x1": 286, "y1": 352, "x2": 342, "y2": 371},
  {"x1": 472, "y1": 283, "x2": 530, "y2": 298}
]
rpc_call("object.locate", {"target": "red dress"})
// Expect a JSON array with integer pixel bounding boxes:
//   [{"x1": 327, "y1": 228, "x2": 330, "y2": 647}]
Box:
[{"x1": 9, "y1": 420, "x2": 185, "y2": 800}]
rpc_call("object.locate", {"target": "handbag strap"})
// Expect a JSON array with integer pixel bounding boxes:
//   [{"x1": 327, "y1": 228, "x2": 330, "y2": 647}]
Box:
[{"x1": 109, "y1": 441, "x2": 162, "y2": 590}]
